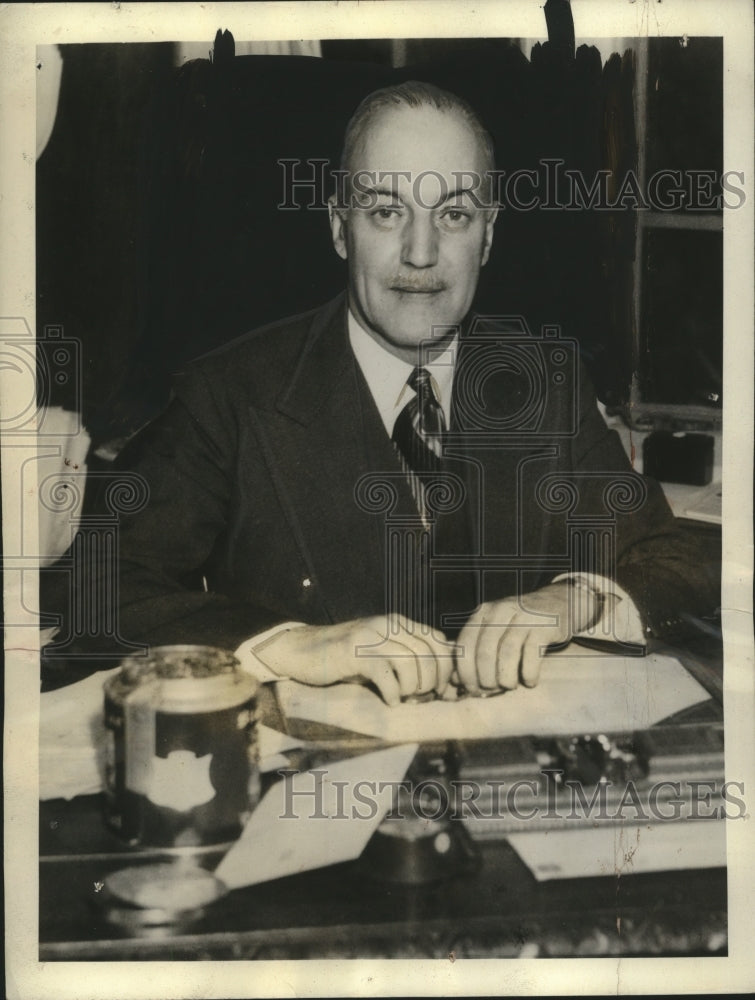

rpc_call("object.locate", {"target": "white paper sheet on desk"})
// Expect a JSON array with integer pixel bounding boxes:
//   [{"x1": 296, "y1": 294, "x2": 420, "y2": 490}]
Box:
[
  {"x1": 214, "y1": 743, "x2": 418, "y2": 890},
  {"x1": 39, "y1": 667, "x2": 121, "y2": 800},
  {"x1": 507, "y1": 820, "x2": 727, "y2": 880},
  {"x1": 275, "y1": 647, "x2": 710, "y2": 743},
  {"x1": 38, "y1": 669, "x2": 305, "y2": 801}
]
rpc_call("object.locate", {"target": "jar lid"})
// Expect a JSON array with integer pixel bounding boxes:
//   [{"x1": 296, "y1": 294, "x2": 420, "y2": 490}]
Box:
[
  {"x1": 103, "y1": 860, "x2": 228, "y2": 926},
  {"x1": 105, "y1": 645, "x2": 258, "y2": 711},
  {"x1": 120, "y1": 645, "x2": 240, "y2": 682}
]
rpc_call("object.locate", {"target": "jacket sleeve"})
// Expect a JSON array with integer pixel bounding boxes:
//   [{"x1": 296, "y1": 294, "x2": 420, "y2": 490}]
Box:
[
  {"x1": 64, "y1": 364, "x2": 288, "y2": 659},
  {"x1": 569, "y1": 365, "x2": 720, "y2": 642}
]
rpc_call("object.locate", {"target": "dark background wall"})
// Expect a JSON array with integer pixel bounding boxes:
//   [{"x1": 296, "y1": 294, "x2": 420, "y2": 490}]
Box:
[{"x1": 36, "y1": 33, "x2": 637, "y2": 449}]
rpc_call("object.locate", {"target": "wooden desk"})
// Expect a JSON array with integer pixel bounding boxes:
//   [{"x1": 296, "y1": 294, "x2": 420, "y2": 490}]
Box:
[
  {"x1": 39, "y1": 639, "x2": 727, "y2": 961},
  {"x1": 40, "y1": 791, "x2": 726, "y2": 961},
  {"x1": 40, "y1": 713, "x2": 727, "y2": 957}
]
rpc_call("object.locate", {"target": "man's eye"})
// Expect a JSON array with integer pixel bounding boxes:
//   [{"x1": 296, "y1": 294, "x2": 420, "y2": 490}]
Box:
[
  {"x1": 442, "y1": 209, "x2": 471, "y2": 225},
  {"x1": 372, "y1": 207, "x2": 400, "y2": 219}
]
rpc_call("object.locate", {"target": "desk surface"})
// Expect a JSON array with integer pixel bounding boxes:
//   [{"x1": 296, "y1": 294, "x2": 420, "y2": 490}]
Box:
[
  {"x1": 40, "y1": 794, "x2": 727, "y2": 961},
  {"x1": 39, "y1": 642, "x2": 727, "y2": 961}
]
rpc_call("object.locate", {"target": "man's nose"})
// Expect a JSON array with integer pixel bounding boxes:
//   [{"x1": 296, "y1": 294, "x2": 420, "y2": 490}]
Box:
[{"x1": 400, "y1": 216, "x2": 439, "y2": 269}]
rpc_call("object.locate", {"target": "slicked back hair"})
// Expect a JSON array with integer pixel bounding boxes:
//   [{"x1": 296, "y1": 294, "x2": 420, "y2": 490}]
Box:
[{"x1": 337, "y1": 80, "x2": 496, "y2": 200}]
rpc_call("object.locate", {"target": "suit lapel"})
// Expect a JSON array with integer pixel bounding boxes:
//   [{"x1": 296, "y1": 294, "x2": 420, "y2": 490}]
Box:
[{"x1": 254, "y1": 295, "x2": 414, "y2": 624}]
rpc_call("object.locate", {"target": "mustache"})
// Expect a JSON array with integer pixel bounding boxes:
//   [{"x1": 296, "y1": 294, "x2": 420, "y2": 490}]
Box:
[{"x1": 389, "y1": 277, "x2": 448, "y2": 293}]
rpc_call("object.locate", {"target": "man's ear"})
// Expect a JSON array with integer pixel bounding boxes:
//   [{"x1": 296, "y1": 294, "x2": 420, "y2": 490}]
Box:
[
  {"x1": 480, "y1": 207, "x2": 499, "y2": 267},
  {"x1": 328, "y1": 195, "x2": 348, "y2": 261}
]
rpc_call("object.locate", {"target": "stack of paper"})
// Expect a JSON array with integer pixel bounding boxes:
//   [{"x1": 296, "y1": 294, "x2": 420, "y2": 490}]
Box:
[{"x1": 275, "y1": 647, "x2": 711, "y2": 743}]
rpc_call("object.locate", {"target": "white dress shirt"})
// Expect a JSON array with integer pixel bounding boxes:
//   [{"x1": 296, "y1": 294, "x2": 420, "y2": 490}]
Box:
[{"x1": 347, "y1": 310, "x2": 457, "y2": 434}]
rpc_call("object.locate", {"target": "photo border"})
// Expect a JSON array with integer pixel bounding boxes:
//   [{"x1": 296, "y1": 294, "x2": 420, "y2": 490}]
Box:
[{"x1": 2, "y1": 2, "x2": 753, "y2": 996}]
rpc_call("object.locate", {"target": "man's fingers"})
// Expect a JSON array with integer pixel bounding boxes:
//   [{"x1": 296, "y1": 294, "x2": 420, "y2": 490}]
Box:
[
  {"x1": 435, "y1": 650, "x2": 455, "y2": 694},
  {"x1": 495, "y1": 624, "x2": 526, "y2": 690},
  {"x1": 394, "y1": 649, "x2": 434, "y2": 699},
  {"x1": 365, "y1": 638, "x2": 440, "y2": 700},
  {"x1": 403, "y1": 634, "x2": 444, "y2": 694},
  {"x1": 473, "y1": 623, "x2": 505, "y2": 690},
  {"x1": 389, "y1": 618, "x2": 455, "y2": 695},
  {"x1": 520, "y1": 630, "x2": 547, "y2": 687},
  {"x1": 502, "y1": 623, "x2": 565, "y2": 689},
  {"x1": 456, "y1": 603, "x2": 518, "y2": 692},
  {"x1": 358, "y1": 613, "x2": 567, "y2": 702},
  {"x1": 454, "y1": 618, "x2": 483, "y2": 694},
  {"x1": 360, "y1": 659, "x2": 403, "y2": 706}
]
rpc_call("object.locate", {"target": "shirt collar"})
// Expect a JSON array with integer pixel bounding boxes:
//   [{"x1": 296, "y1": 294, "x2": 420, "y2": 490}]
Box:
[{"x1": 347, "y1": 310, "x2": 457, "y2": 436}]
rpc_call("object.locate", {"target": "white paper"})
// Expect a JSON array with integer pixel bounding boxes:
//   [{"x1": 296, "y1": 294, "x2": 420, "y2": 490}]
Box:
[
  {"x1": 507, "y1": 819, "x2": 727, "y2": 881},
  {"x1": 275, "y1": 647, "x2": 711, "y2": 743},
  {"x1": 214, "y1": 743, "x2": 418, "y2": 889},
  {"x1": 39, "y1": 667, "x2": 120, "y2": 800}
]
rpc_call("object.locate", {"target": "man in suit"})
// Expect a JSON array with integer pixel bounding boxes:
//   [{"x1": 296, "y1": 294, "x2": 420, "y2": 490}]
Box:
[{"x1": 103, "y1": 81, "x2": 717, "y2": 704}]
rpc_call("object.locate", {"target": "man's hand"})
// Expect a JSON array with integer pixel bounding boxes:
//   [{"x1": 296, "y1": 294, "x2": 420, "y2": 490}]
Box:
[
  {"x1": 253, "y1": 615, "x2": 454, "y2": 706},
  {"x1": 454, "y1": 581, "x2": 598, "y2": 696}
]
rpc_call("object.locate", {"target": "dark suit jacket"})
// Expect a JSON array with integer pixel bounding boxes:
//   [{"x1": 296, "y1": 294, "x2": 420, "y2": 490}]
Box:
[{"x1": 102, "y1": 293, "x2": 718, "y2": 654}]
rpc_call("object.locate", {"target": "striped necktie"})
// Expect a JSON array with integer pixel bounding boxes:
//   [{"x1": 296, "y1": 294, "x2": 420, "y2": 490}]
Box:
[{"x1": 391, "y1": 367, "x2": 446, "y2": 520}]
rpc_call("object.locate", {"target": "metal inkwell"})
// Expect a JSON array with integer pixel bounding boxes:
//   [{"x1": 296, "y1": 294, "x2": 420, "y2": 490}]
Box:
[{"x1": 103, "y1": 645, "x2": 260, "y2": 848}]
